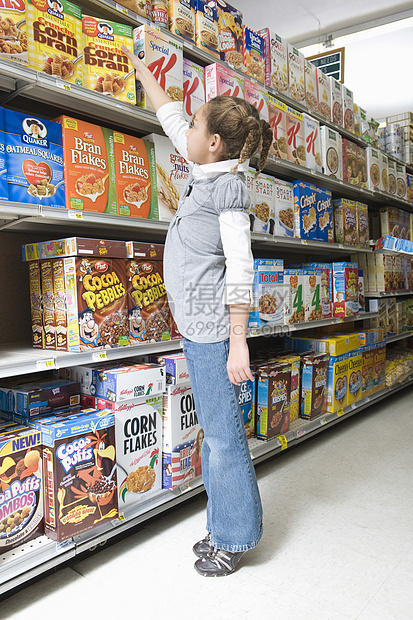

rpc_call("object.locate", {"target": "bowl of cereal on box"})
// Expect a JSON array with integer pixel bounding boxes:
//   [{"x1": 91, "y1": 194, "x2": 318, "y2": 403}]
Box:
[
  {"x1": 279, "y1": 208, "x2": 294, "y2": 236},
  {"x1": 258, "y1": 288, "x2": 284, "y2": 321}
]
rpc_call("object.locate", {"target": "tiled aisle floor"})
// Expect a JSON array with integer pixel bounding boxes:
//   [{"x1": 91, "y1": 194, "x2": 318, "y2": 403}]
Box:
[{"x1": 1, "y1": 385, "x2": 412, "y2": 619}]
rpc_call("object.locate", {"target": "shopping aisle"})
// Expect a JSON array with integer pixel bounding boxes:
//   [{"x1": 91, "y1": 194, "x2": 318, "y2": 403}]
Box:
[{"x1": 0, "y1": 386, "x2": 412, "y2": 620}]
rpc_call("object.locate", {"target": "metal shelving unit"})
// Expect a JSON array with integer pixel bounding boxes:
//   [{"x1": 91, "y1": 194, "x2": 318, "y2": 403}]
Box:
[
  {"x1": 386, "y1": 331, "x2": 413, "y2": 343},
  {"x1": 365, "y1": 290, "x2": 413, "y2": 297}
]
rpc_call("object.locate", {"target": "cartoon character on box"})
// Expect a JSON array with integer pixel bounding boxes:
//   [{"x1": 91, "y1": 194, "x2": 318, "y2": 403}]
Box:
[
  {"x1": 129, "y1": 305, "x2": 146, "y2": 340},
  {"x1": 79, "y1": 308, "x2": 101, "y2": 348}
]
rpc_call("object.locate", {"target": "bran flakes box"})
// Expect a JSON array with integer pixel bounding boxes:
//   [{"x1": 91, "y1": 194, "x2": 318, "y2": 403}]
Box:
[
  {"x1": 248, "y1": 259, "x2": 284, "y2": 330},
  {"x1": 244, "y1": 78, "x2": 269, "y2": 122},
  {"x1": 0, "y1": 428, "x2": 43, "y2": 552},
  {"x1": 304, "y1": 59, "x2": 318, "y2": 114},
  {"x1": 303, "y1": 113, "x2": 322, "y2": 174},
  {"x1": 316, "y1": 68, "x2": 331, "y2": 121},
  {"x1": 0, "y1": 107, "x2": 7, "y2": 201},
  {"x1": 320, "y1": 125, "x2": 342, "y2": 179},
  {"x1": 195, "y1": 0, "x2": 219, "y2": 57},
  {"x1": 330, "y1": 76, "x2": 343, "y2": 126},
  {"x1": 293, "y1": 180, "x2": 317, "y2": 240},
  {"x1": 183, "y1": 58, "x2": 205, "y2": 122},
  {"x1": 287, "y1": 44, "x2": 305, "y2": 103},
  {"x1": 284, "y1": 269, "x2": 305, "y2": 324},
  {"x1": 286, "y1": 106, "x2": 306, "y2": 167},
  {"x1": 256, "y1": 361, "x2": 291, "y2": 439},
  {"x1": 342, "y1": 85, "x2": 355, "y2": 133},
  {"x1": 326, "y1": 352, "x2": 349, "y2": 412},
  {"x1": 168, "y1": 0, "x2": 196, "y2": 44},
  {"x1": 259, "y1": 28, "x2": 288, "y2": 93},
  {"x1": 134, "y1": 24, "x2": 183, "y2": 112},
  {"x1": 273, "y1": 178, "x2": 294, "y2": 237},
  {"x1": 113, "y1": 131, "x2": 158, "y2": 219},
  {"x1": 82, "y1": 16, "x2": 135, "y2": 104},
  {"x1": 4, "y1": 109, "x2": 65, "y2": 207},
  {"x1": 268, "y1": 94, "x2": 287, "y2": 159},
  {"x1": 0, "y1": 0, "x2": 28, "y2": 66},
  {"x1": 204, "y1": 62, "x2": 244, "y2": 101},
  {"x1": 316, "y1": 185, "x2": 333, "y2": 243},
  {"x1": 26, "y1": 0, "x2": 83, "y2": 85},
  {"x1": 56, "y1": 115, "x2": 117, "y2": 214},
  {"x1": 216, "y1": 0, "x2": 243, "y2": 71},
  {"x1": 242, "y1": 26, "x2": 265, "y2": 84},
  {"x1": 254, "y1": 172, "x2": 274, "y2": 234}
]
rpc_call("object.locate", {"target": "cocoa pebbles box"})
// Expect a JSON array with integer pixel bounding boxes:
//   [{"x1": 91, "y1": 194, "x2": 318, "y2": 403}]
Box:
[{"x1": 0, "y1": 428, "x2": 43, "y2": 552}]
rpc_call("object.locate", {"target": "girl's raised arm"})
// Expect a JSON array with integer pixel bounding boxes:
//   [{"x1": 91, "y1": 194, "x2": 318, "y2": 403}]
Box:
[{"x1": 121, "y1": 45, "x2": 172, "y2": 113}]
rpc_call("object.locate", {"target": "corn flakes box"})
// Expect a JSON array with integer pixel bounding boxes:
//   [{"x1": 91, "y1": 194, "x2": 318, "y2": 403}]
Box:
[
  {"x1": 274, "y1": 178, "x2": 294, "y2": 237},
  {"x1": 348, "y1": 350, "x2": 362, "y2": 405},
  {"x1": 303, "y1": 113, "x2": 322, "y2": 174},
  {"x1": 113, "y1": 131, "x2": 158, "y2": 219},
  {"x1": 286, "y1": 106, "x2": 306, "y2": 167},
  {"x1": 216, "y1": 0, "x2": 243, "y2": 71},
  {"x1": 4, "y1": 109, "x2": 65, "y2": 207},
  {"x1": 361, "y1": 344, "x2": 374, "y2": 397},
  {"x1": 326, "y1": 352, "x2": 349, "y2": 412},
  {"x1": 26, "y1": 0, "x2": 83, "y2": 85},
  {"x1": 254, "y1": 172, "x2": 274, "y2": 234},
  {"x1": 332, "y1": 261, "x2": 358, "y2": 318},
  {"x1": 259, "y1": 28, "x2": 288, "y2": 93},
  {"x1": 357, "y1": 202, "x2": 369, "y2": 247},
  {"x1": 268, "y1": 94, "x2": 287, "y2": 159},
  {"x1": 287, "y1": 44, "x2": 305, "y2": 103},
  {"x1": 320, "y1": 125, "x2": 342, "y2": 179},
  {"x1": 168, "y1": 0, "x2": 195, "y2": 44},
  {"x1": 333, "y1": 198, "x2": 357, "y2": 245},
  {"x1": 316, "y1": 68, "x2": 331, "y2": 121},
  {"x1": 56, "y1": 115, "x2": 117, "y2": 214},
  {"x1": 238, "y1": 377, "x2": 253, "y2": 437},
  {"x1": 249, "y1": 259, "x2": 284, "y2": 330},
  {"x1": 0, "y1": 107, "x2": 8, "y2": 201},
  {"x1": 329, "y1": 76, "x2": 343, "y2": 126},
  {"x1": 316, "y1": 186, "x2": 333, "y2": 243},
  {"x1": 284, "y1": 269, "x2": 305, "y2": 325},
  {"x1": 204, "y1": 62, "x2": 244, "y2": 101},
  {"x1": 293, "y1": 180, "x2": 317, "y2": 240},
  {"x1": 242, "y1": 26, "x2": 264, "y2": 83},
  {"x1": 195, "y1": 0, "x2": 219, "y2": 57},
  {"x1": 300, "y1": 352, "x2": 328, "y2": 419},
  {"x1": 244, "y1": 78, "x2": 268, "y2": 122},
  {"x1": 183, "y1": 58, "x2": 205, "y2": 122},
  {"x1": 0, "y1": 0, "x2": 28, "y2": 65},
  {"x1": 134, "y1": 24, "x2": 183, "y2": 111},
  {"x1": 342, "y1": 85, "x2": 355, "y2": 133},
  {"x1": 82, "y1": 16, "x2": 135, "y2": 104},
  {"x1": 256, "y1": 361, "x2": 291, "y2": 439}
]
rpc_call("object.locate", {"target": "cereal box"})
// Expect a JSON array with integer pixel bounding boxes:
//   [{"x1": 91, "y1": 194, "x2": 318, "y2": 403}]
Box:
[
  {"x1": 302, "y1": 262, "x2": 332, "y2": 319},
  {"x1": 168, "y1": 0, "x2": 196, "y2": 44},
  {"x1": 342, "y1": 85, "x2": 355, "y2": 133},
  {"x1": 273, "y1": 178, "x2": 294, "y2": 237},
  {"x1": 134, "y1": 24, "x2": 183, "y2": 111},
  {"x1": 369, "y1": 298, "x2": 386, "y2": 329},
  {"x1": 287, "y1": 44, "x2": 305, "y2": 103},
  {"x1": 396, "y1": 162, "x2": 407, "y2": 199},
  {"x1": 244, "y1": 78, "x2": 269, "y2": 122},
  {"x1": 303, "y1": 113, "x2": 322, "y2": 174},
  {"x1": 293, "y1": 180, "x2": 317, "y2": 240},
  {"x1": 333, "y1": 198, "x2": 358, "y2": 245},
  {"x1": 113, "y1": 131, "x2": 158, "y2": 219},
  {"x1": 357, "y1": 145, "x2": 368, "y2": 189},
  {"x1": 0, "y1": 377, "x2": 79, "y2": 417},
  {"x1": 204, "y1": 62, "x2": 244, "y2": 101},
  {"x1": 242, "y1": 26, "x2": 265, "y2": 83},
  {"x1": 126, "y1": 241, "x2": 171, "y2": 343},
  {"x1": 56, "y1": 115, "x2": 116, "y2": 214},
  {"x1": 374, "y1": 253, "x2": 394, "y2": 292},
  {"x1": 326, "y1": 352, "x2": 349, "y2": 412},
  {"x1": 348, "y1": 350, "x2": 363, "y2": 405},
  {"x1": 146, "y1": 352, "x2": 189, "y2": 384},
  {"x1": 92, "y1": 362, "x2": 165, "y2": 401},
  {"x1": 245, "y1": 167, "x2": 255, "y2": 231},
  {"x1": 0, "y1": 427, "x2": 43, "y2": 551},
  {"x1": 379, "y1": 151, "x2": 389, "y2": 193},
  {"x1": 366, "y1": 146, "x2": 380, "y2": 191},
  {"x1": 358, "y1": 269, "x2": 365, "y2": 312},
  {"x1": 115, "y1": 0, "x2": 151, "y2": 18},
  {"x1": 405, "y1": 298, "x2": 413, "y2": 330},
  {"x1": 284, "y1": 269, "x2": 305, "y2": 324},
  {"x1": 28, "y1": 260, "x2": 43, "y2": 349},
  {"x1": 183, "y1": 58, "x2": 205, "y2": 122},
  {"x1": 329, "y1": 76, "x2": 343, "y2": 126},
  {"x1": 342, "y1": 138, "x2": 359, "y2": 185},
  {"x1": 372, "y1": 342, "x2": 386, "y2": 391},
  {"x1": 144, "y1": 132, "x2": 190, "y2": 220},
  {"x1": 300, "y1": 352, "x2": 328, "y2": 419},
  {"x1": 286, "y1": 106, "x2": 306, "y2": 167},
  {"x1": 316, "y1": 68, "x2": 331, "y2": 121},
  {"x1": 320, "y1": 125, "x2": 342, "y2": 179},
  {"x1": 259, "y1": 28, "x2": 288, "y2": 93},
  {"x1": 162, "y1": 382, "x2": 202, "y2": 489},
  {"x1": 268, "y1": 94, "x2": 287, "y2": 159},
  {"x1": 303, "y1": 269, "x2": 322, "y2": 321},
  {"x1": 254, "y1": 173, "x2": 274, "y2": 234},
  {"x1": 151, "y1": 0, "x2": 168, "y2": 26},
  {"x1": 380, "y1": 206, "x2": 403, "y2": 238},
  {"x1": 304, "y1": 59, "x2": 318, "y2": 114},
  {"x1": 249, "y1": 259, "x2": 284, "y2": 330},
  {"x1": 385, "y1": 298, "x2": 397, "y2": 337},
  {"x1": 332, "y1": 261, "x2": 358, "y2": 317},
  {"x1": 256, "y1": 361, "x2": 291, "y2": 439},
  {"x1": 195, "y1": 0, "x2": 219, "y2": 57},
  {"x1": 4, "y1": 109, "x2": 65, "y2": 207},
  {"x1": 53, "y1": 258, "x2": 68, "y2": 351},
  {"x1": 387, "y1": 158, "x2": 397, "y2": 195},
  {"x1": 82, "y1": 16, "x2": 135, "y2": 104},
  {"x1": 40, "y1": 258, "x2": 56, "y2": 349},
  {"x1": 216, "y1": 0, "x2": 243, "y2": 70},
  {"x1": 361, "y1": 344, "x2": 374, "y2": 397},
  {"x1": 0, "y1": 0, "x2": 28, "y2": 65},
  {"x1": 316, "y1": 186, "x2": 333, "y2": 243},
  {"x1": 238, "y1": 378, "x2": 253, "y2": 437},
  {"x1": 0, "y1": 107, "x2": 7, "y2": 201},
  {"x1": 26, "y1": 0, "x2": 82, "y2": 85}
]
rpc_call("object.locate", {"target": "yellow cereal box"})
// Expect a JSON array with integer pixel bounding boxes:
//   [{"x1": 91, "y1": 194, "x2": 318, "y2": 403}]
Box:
[
  {"x1": 168, "y1": 0, "x2": 195, "y2": 44},
  {"x1": 82, "y1": 16, "x2": 135, "y2": 104},
  {"x1": 347, "y1": 350, "x2": 362, "y2": 405},
  {"x1": 26, "y1": 0, "x2": 83, "y2": 85},
  {"x1": 326, "y1": 353, "x2": 349, "y2": 413},
  {"x1": 0, "y1": 0, "x2": 28, "y2": 65}
]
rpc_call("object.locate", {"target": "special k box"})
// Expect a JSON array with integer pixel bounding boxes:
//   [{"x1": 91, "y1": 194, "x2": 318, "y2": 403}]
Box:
[
  {"x1": 134, "y1": 24, "x2": 183, "y2": 111},
  {"x1": 244, "y1": 78, "x2": 268, "y2": 122},
  {"x1": 26, "y1": 0, "x2": 83, "y2": 85},
  {"x1": 316, "y1": 68, "x2": 331, "y2": 121},
  {"x1": 304, "y1": 59, "x2": 318, "y2": 114},
  {"x1": 204, "y1": 62, "x2": 244, "y2": 101},
  {"x1": 268, "y1": 94, "x2": 287, "y2": 159},
  {"x1": 56, "y1": 115, "x2": 117, "y2": 214},
  {"x1": 286, "y1": 106, "x2": 306, "y2": 167},
  {"x1": 113, "y1": 131, "x2": 158, "y2": 219},
  {"x1": 259, "y1": 28, "x2": 288, "y2": 93},
  {"x1": 0, "y1": 0, "x2": 28, "y2": 66},
  {"x1": 183, "y1": 58, "x2": 205, "y2": 122},
  {"x1": 82, "y1": 16, "x2": 135, "y2": 104},
  {"x1": 304, "y1": 113, "x2": 322, "y2": 174},
  {"x1": 287, "y1": 44, "x2": 305, "y2": 104}
]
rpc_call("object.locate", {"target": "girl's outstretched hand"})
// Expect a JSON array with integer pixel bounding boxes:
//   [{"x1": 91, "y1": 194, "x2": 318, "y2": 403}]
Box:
[
  {"x1": 121, "y1": 44, "x2": 145, "y2": 80},
  {"x1": 120, "y1": 44, "x2": 172, "y2": 112}
]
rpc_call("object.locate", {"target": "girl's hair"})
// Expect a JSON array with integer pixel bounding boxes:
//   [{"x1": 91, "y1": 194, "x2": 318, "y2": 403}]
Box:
[{"x1": 204, "y1": 96, "x2": 273, "y2": 175}]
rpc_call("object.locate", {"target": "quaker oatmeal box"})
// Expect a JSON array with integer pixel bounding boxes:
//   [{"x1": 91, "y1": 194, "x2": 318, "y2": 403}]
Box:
[
  {"x1": 342, "y1": 138, "x2": 359, "y2": 185},
  {"x1": 134, "y1": 24, "x2": 183, "y2": 111},
  {"x1": 316, "y1": 68, "x2": 331, "y2": 121},
  {"x1": 329, "y1": 76, "x2": 343, "y2": 126},
  {"x1": 254, "y1": 173, "x2": 275, "y2": 234},
  {"x1": 56, "y1": 115, "x2": 116, "y2": 214},
  {"x1": 333, "y1": 198, "x2": 358, "y2": 245},
  {"x1": 293, "y1": 180, "x2": 317, "y2": 241},
  {"x1": 248, "y1": 259, "x2": 284, "y2": 330},
  {"x1": 396, "y1": 162, "x2": 407, "y2": 199},
  {"x1": 320, "y1": 125, "x2": 343, "y2": 179},
  {"x1": 168, "y1": 0, "x2": 195, "y2": 44},
  {"x1": 0, "y1": 0, "x2": 28, "y2": 65},
  {"x1": 126, "y1": 241, "x2": 171, "y2": 343},
  {"x1": 144, "y1": 132, "x2": 190, "y2": 220},
  {"x1": 82, "y1": 16, "x2": 135, "y2": 104},
  {"x1": 243, "y1": 26, "x2": 265, "y2": 84},
  {"x1": 342, "y1": 85, "x2": 355, "y2": 133},
  {"x1": 287, "y1": 44, "x2": 305, "y2": 103},
  {"x1": 244, "y1": 78, "x2": 269, "y2": 122},
  {"x1": 256, "y1": 361, "x2": 291, "y2": 439},
  {"x1": 366, "y1": 146, "x2": 380, "y2": 190},
  {"x1": 195, "y1": 0, "x2": 219, "y2": 57},
  {"x1": 304, "y1": 59, "x2": 318, "y2": 114},
  {"x1": 216, "y1": 0, "x2": 243, "y2": 71},
  {"x1": 204, "y1": 62, "x2": 244, "y2": 101},
  {"x1": 259, "y1": 28, "x2": 288, "y2": 93},
  {"x1": 268, "y1": 94, "x2": 287, "y2": 159},
  {"x1": 286, "y1": 106, "x2": 306, "y2": 167},
  {"x1": 26, "y1": 0, "x2": 82, "y2": 85},
  {"x1": 183, "y1": 58, "x2": 205, "y2": 122},
  {"x1": 304, "y1": 114, "x2": 322, "y2": 174},
  {"x1": 274, "y1": 178, "x2": 294, "y2": 237},
  {"x1": 357, "y1": 202, "x2": 369, "y2": 247}
]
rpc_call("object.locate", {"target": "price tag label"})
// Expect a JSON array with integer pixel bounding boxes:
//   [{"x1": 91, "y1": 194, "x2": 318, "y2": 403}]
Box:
[
  {"x1": 179, "y1": 483, "x2": 190, "y2": 493},
  {"x1": 301, "y1": 239, "x2": 308, "y2": 245},
  {"x1": 336, "y1": 409, "x2": 345, "y2": 417},
  {"x1": 68, "y1": 210, "x2": 83, "y2": 219},
  {"x1": 289, "y1": 324, "x2": 296, "y2": 331},
  {"x1": 278, "y1": 435, "x2": 288, "y2": 450},
  {"x1": 56, "y1": 538, "x2": 74, "y2": 551},
  {"x1": 339, "y1": 244, "x2": 344, "y2": 249},
  {"x1": 320, "y1": 418, "x2": 327, "y2": 426},
  {"x1": 93, "y1": 351, "x2": 107, "y2": 361},
  {"x1": 339, "y1": 318, "x2": 344, "y2": 323},
  {"x1": 116, "y1": 2, "x2": 128, "y2": 14},
  {"x1": 37, "y1": 358, "x2": 55, "y2": 370},
  {"x1": 56, "y1": 80, "x2": 71, "y2": 90}
]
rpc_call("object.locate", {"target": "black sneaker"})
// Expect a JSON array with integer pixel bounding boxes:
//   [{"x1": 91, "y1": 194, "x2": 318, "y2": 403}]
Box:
[
  {"x1": 192, "y1": 532, "x2": 211, "y2": 558},
  {"x1": 194, "y1": 547, "x2": 245, "y2": 577}
]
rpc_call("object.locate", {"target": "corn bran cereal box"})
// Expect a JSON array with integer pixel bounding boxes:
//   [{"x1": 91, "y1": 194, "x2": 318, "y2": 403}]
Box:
[
  {"x1": 0, "y1": 107, "x2": 8, "y2": 201},
  {"x1": 274, "y1": 178, "x2": 294, "y2": 237},
  {"x1": 287, "y1": 44, "x2": 305, "y2": 103},
  {"x1": 326, "y1": 352, "x2": 349, "y2": 412},
  {"x1": 113, "y1": 131, "x2": 158, "y2": 219},
  {"x1": 243, "y1": 26, "x2": 264, "y2": 83},
  {"x1": 26, "y1": 0, "x2": 83, "y2": 86},
  {"x1": 56, "y1": 115, "x2": 117, "y2": 214},
  {"x1": 342, "y1": 84, "x2": 355, "y2": 133},
  {"x1": 205, "y1": 62, "x2": 244, "y2": 101},
  {"x1": 216, "y1": 0, "x2": 243, "y2": 71},
  {"x1": 268, "y1": 94, "x2": 287, "y2": 159},
  {"x1": 183, "y1": 58, "x2": 205, "y2": 122},
  {"x1": 304, "y1": 113, "x2": 322, "y2": 174},
  {"x1": 293, "y1": 180, "x2": 317, "y2": 240},
  {"x1": 254, "y1": 173, "x2": 274, "y2": 234},
  {"x1": 82, "y1": 16, "x2": 135, "y2": 104},
  {"x1": 168, "y1": 0, "x2": 195, "y2": 44},
  {"x1": 316, "y1": 68, "x2": 331, "y2": 121},
  {"x1": 304, "y1": 59, "x2": 318, "y2": 114},
  {"x1": 316, "y1": 186, "x2": 333, "y2": 243},
  {"x1": 348, "y1": 350, "x2": 362, "y2": 405},
  {"x1": 0, "y1": 0, "x2": 28, "y2": 65},
  {"x1": 286, "y1": 106, "x2": 306, "y2": 167},
  {"x1": 195, "y1": 0, "x2": 219, "y2": 57},
  {"x1": 333, "y1": 198, "x2": 357, "y2": 245},
  {"x1": 284, "y1": 269, "x2": 305, "y2": 325},
  {"x1": 259, "y1": 28, "x2": 288, "y2": 93},
  {"x1": 134, "y1": 24, "x2": 183, "y2": 111},
  {"x1": 330, "y1": 76, "x2": 343, "y2": 126}
]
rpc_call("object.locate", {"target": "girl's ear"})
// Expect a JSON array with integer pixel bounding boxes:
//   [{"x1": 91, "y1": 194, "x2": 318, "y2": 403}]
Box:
[{"x1": 209, "y1": 133, "x2": 222, "y2": 154}]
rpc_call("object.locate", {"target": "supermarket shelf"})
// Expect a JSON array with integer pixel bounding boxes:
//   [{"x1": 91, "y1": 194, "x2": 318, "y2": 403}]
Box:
[
  {"x1": 365, "y1": 290, "x2": 413, "y2": 298},
  {"x1": 386, "y1": 331, "x2": 413, "y2": 343},
  {"x1": 247, "y1": 311, "x2": 378, "y2": 338},
  {"x1": 251, "y1": 232, "x2": 373, "y2": 254}
]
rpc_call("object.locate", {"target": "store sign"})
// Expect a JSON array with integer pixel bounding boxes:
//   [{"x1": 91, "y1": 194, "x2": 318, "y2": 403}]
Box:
[{"x1": 306, "y1": 47, "x2": 345, "y2": 83}]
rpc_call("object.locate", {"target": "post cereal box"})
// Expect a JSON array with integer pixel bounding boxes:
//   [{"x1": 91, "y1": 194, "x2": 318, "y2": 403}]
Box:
[
  {"x1": 284, "y1": 269, "x2": 305, "y2": 324},
  {"x1": 56, "y1": 115, "x2": 117, "y2": 214},
  {"x1": 0, "y1": 107, "x2": 7, "y2": 201},
  {"x1": 259, "y1": 28, "x2": 288, "y2": 93},
  {"x1": 126, "y1": 241, "x2": 171, "y2": 343},
  {"x1": 348, "y1": 350, "x2": 362, "y2": 405},
  {"x1": 256, "y1": 361, "x2": 291, "y2": 439},
  {"x1": 113, "y1": 131, "x2": 158, "y2": 219},
  {"x1": 254, "y1": 172, "x2": 274, "y2": 234},
  {"x1": 316, "y1": 68, "x2": 331, "y2": 121},
  {"x1": 0, "y1": 0, "x2": 28, "y2": 65},
  {"x1": 205, "y1": 62, "x2": 244, "y2": 101},
  {"x1": 144, "y1": 132, "x2": 190, "y2": 220},
  {"x1": 332, "y1": 261, "x2": 358, "y2": 317},
  {"x1": 0, "y1": 428, "x2": 43, "y2": 551},
  {"x1": 342, "y1": 138, "x2": 360, "y2": 185},
  {"x1": 326, "y1": 353, "x2": 349, "y2": 412},
  {"x1": 168, "y1": 0, "x2": 196, "y2": 44},
  {"x1": 216, "y1": 0, "x2": 243, "y2": 71},
  {"x1": 304, "y1": 59, "x2": 318, "y2": 113},
  {"x1": 316, "y1": 185, "x2": 333, "y2": 243},
  {"x1": 329, "y1": 76, "x2": 343, "y2": 126},
  {"x1": 238, "y1": 378, "x2": 253, "y2": 438},
  {"x1": 274, "y1": 178, "x2": 294, "y2": 237},
  {"x1": 242, "y1": 26, "x2": 265, "y2": 83},
  {"x1": 162, "y1": 382, "x2": 202, "y2": 490},
  {"x1": 4, "y1": 109, "x2": 65, "y2": 207},
  {"x1": 286, "y1": 106, "x2": 306, "y2": 167},
  {"x1": 342, "y1": 85, "x2": 355, "y2": 133},
  {"x1": 195, "y1": 0, "x2": 219, "y2": 57},
  {"x1": 333, "y1": 198, "x2": 358, "y2": 245},
  {"x1": 249, "y1": 259, "x2": 284, "y2": 331},
  {"x1": 183, "y1": 58, "x2": 205, "y2": 122},
  {"x1": 26, "y1": 0, "x2": 83, "y2": 85},
  {"x1": 268, "y1": 94, "x2": 287, "y2": 159},
  {"x1": 134, "y1": 24, "x2": 183, "y2": 111},
  {"x1": 304, "y1": 113, "x2": 322, "y2": 174},
  {"x1": 320, "y1": 125, "x2": 342, "y2": 179},
  {"x1": 287, "y1": 44, "x2": 305, "y2": 103},
  {"x1": 244, "y1": 78, "x2": 269, "y2": 122},
  {"x1": 82, "y1": 16, "x2": 135, "y2": 104},
  {"x1": 300, "y1": 353, "x2": 328, "y2": 419},
  {"x1": 28, "y1": 260, "x2": 43, "y2": 348},
  {"x1": 293, "y1": 180, "x2": 317, "y2": 240}
]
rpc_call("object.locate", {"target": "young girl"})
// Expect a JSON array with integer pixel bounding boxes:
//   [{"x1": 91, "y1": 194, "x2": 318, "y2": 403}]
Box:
[{"x1": 122, "y1": 45, "x2": 273, "y2": 577}]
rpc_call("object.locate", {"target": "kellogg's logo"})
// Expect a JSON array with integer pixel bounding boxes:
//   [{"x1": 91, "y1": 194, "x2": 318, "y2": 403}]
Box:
[{"x1": 95, "y1": 261, "x2": 108, "y2": 273}]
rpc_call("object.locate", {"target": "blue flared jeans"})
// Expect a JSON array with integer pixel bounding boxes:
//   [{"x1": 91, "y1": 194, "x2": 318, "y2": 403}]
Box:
[{"x1": 183, "y1": 337, "x2": 263, "y2": 553}]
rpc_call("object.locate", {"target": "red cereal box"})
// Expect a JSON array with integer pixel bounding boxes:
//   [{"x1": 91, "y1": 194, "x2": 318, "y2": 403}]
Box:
[{"x1": 204, "y1": 62, "x2": 244, "y2": 101}]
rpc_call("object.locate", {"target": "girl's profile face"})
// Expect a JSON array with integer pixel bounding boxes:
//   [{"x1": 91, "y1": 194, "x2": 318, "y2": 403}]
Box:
[{"x1": 186, "y1": 104, "x2": 217, "y2": 165}]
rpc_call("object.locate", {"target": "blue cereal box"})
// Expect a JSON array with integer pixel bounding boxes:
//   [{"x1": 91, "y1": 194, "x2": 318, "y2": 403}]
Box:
[
  {"x1": 4, "y1": 109, "x2": 65, "y2": 207},
  {"x1": 316, "y1": 186, "x2": 333, "y2": 242},
  {"x1": 293, "y1": 180, "x2": 317, "y2": 240},
  {"x1": 249, "y1": 259, "x2": 285, "y2": 330},
  {"x1": 0, "y1": 107, "x2": 8, "y2": 201},
  {"x1": 238, "y1": 378, "x2": 254, "y2": 438},
  {"x1": 243, "y1": 26, "x2": 265, "y2": 83}
]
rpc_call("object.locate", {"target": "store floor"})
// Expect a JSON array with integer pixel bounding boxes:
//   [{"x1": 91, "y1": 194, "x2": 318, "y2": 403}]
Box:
[{"x1": 1, "y1": 385, "x2": 413, "y2": 619}]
